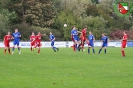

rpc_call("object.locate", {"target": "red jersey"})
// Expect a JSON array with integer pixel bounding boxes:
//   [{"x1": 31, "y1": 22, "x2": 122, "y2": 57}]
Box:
[
  {"x1": 30, "y1": 35, "x2": 36, "y2": 42},
  {"x1": 122, "y1": 34, "x2": 127, "y2": 43},
  {"x1": 36, "y1": 35, "x2": 41, "y2": 42},
  {"x1": 4, "y1": 35, "x2": 12, "y2": 43},
  {"x1": 82, "y1": 29, "x2": 86, "y2": 38}
]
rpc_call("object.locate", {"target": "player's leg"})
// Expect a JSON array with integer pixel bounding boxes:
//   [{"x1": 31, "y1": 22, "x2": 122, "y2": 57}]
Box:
[
  {"x1": 72, "y1": 40, "x2": 76, "y2": 51},
  {"x1": 38, "y1": 44, "x2": 41, "y2": 54},
  {"x1": 51, "y1": 41, "x2": 56, "y2": 52},
  {"x1": 104, "y1": 47, "x2": 107, "y2": 54},
  {"x1": 4, "y1": 45, "x2": 7, "y2": 54},
  {"x1": 12, "y1": 41, "x2": 16, "y2": 54},
  {"x1": 91, "y1": 44, "x2": 95, "y2": 53},
  {"x1": 121, "y1": 43, "x2": 126, "y2": 57},
  {"x1": 53, "y1": 42, "x2": 59, "y2": 51},
  {"x1": 88, "y1": 46, "x2": 90, "y2": 54},
  {"x1": 7, "y1": 43, "x2": 11, "y2": 54},
  {"x1": 81, "y1": 39, "x2": 85, "y2": 51},
  {"x1": 98, "y1": 45, "x2": 104, "y2": 54},
  {"x1": 30, "y1": 43, "x2": 33, "y2": 52},
  {"x1": 17, "y1": 41, "x2": 21, "y2": 54}
]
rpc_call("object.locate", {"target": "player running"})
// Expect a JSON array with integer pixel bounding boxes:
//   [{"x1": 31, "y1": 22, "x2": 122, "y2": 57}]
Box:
[
  {"x1": 34, "y1": 32, "x2": 42, "y2": 54},
  {"x1": 88, "y1": 31, "x2": 95, "y2": 54},
  {"x1": 121, "y1": 31, "x2": 128, "y2": 57},
  {"x1": 98, "y1": 33, "x2": 109, "y2": 54},
  {"x1": 30, "y1": 32, "x2": 36, "y2": 52},
  {"x1": 72, "y1": 27, "x2": 81, "y2": 51},
  {"x1": 3, "y1": 32, "x2": 12, "y2": 54},
  {"x1": 71, "y1": 27, "x2": 76, "y2": 51},
  {"x1": 81, "y1": 27, "x2": 87, "y2": 51},
  {"x1": 49, "y1": 32, "x2": 59, "y2": 52},
  {"x1": 12, "y1": 29, "x2": 21, "y2": 54}
]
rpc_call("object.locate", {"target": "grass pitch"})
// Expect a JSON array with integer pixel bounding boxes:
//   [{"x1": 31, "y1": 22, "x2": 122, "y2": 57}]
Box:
[{"x1": 0, "y1": 47, "x2": 133, "y2": 88}]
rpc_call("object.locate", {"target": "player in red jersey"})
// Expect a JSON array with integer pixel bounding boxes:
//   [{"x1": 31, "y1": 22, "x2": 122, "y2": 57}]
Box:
[
  {"x1": 121, "y1": 31, "x2": 128, "y2": 57},
  {"x1": 30, "y1": 32, "x2": 36, "y2": 52},
  {"x1": 81, "y1": 27, "x2": 87, "y2": 51},
  {"x1": 3, "y1": 32, "x2": 12, "y2": 54},
  {"x1": 34, "y1": 32, "x2": 42, "y2": 54}
]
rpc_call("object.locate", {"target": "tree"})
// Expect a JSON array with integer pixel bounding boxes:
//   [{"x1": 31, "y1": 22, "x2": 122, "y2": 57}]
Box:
[
  {"x1": 0, "y1": 14, "x2": 9, "y2": 39},
  {"x1": 7, "y1": 0, "x2": 55, "y2": 27}
]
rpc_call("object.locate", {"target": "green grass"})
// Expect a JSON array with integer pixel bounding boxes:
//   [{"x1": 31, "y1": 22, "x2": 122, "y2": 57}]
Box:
[{"x1": 0, "y1": 47, "x2": 133, "y2": 88}]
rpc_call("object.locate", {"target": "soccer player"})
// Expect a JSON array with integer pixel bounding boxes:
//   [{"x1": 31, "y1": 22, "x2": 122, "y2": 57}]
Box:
[
  {"x1": 121, "y1": 31, "x2": 128, "y2": 57},
  {"x1": 30, "y1": 32, "x2": 36, "y2": 52},
  {"x1": 72, "y1": 27, "x2": 81, "y2": 51},
  {"x1": 71, "y1": 27, "x2": 76, "y2": 51},
  {"x1": 88, "y1": 31, "x2": 95, "y2": 54},
  {"x1": 98, "y1": 33, "x2": 109, "y2": 54},
  {"x1": 81, "y1": 27, "x2": 87, "y2": 51},
  {"x1": 3, "y1": 32, "x2": 12, "y2": 54},
  {"x1": 12, "y1": 29, "x2": 21, "y2": 54},
  {"x1": 49, "y1": 32, "x2": 59, "y2": 52},
  {"x1": 34, "y1": 32, "x2": 42, "y2": 54}
]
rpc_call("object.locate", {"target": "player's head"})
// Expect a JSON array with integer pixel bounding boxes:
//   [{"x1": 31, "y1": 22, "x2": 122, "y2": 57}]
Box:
[
  {"x1": 7, "y1": 31, "x2": 11, "y2": 35},
  {"x1": 102, "y1": 33, "x2": 105, "y2": 37},
  {"x1": 32, "y1": 32, "x2": 34, "y2": 35},
  {"x1": 38, "y1": 32, "x2": 41, "y2": 35},
  {"x1": 89, "y1": 31, "x2": 92, "y2": 35},
  {"x1": 84, "y1": 27, "x2": 87, "y2": 30},
  {"x1": 72, "y1": 27, "x2": 76, "y2": 30},
  {"x1": 15, "y1": 28, "x2": 18, "y2": 33},
  {"x1": 50, "y1": 32, "x2": 52, "y2": 35},
  {"x1": 124, "y1": 31, "x2": 127, "y2": 35}
]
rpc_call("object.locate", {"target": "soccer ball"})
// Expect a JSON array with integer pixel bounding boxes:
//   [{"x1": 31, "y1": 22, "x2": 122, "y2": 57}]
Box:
[{"x1": 64, "y1": 24, "x2": 67, "y2": 27}]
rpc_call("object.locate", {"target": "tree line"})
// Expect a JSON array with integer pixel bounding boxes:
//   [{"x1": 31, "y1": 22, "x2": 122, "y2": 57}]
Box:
[{"x1": 0, "y1": 0, "x2": 133, "y2": 41}]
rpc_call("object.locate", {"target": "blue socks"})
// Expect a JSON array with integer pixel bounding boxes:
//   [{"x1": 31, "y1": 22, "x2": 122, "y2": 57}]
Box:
[
  {"x1": 12, "y1": 47, "x2": 15, "y2": 51},
  {"x1": 88, "y1": 48, "x2": 95, "y2": 54},
  {"x1": 104, "y1": 49, "x2": 106, "y2": 54},
  {"x1": 99, "y1": 49, "x2": 102, "y2": 53},
  {"x1": 93, "y1": 49, "x2": 95, "y2": 53}
]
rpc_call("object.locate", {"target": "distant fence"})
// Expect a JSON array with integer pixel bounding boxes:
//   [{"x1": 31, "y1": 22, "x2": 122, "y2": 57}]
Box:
[{"x1": 0, "y1": 41, "x2": 133, "y2": 48}]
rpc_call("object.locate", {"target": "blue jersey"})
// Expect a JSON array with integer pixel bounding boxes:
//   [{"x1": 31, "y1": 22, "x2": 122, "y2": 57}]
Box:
[
  {"x1": 49, "y1": 34, "x2": 55, "y2": 41},
  {"x1": 73, "y1": 30, "x2": 78, "y2": 38},
  {"x1": 102, "y1": 36, "x2": 108, "y2": 44},
  {"x1": 71, "y1": 30, "x2": 74, "y2": 35},
  {"x1": 88, "y1": 34, "x2": 94, "y2": 43},
  {"x1": 12, "y1": 32, "x2": 21, "y2": 41}
]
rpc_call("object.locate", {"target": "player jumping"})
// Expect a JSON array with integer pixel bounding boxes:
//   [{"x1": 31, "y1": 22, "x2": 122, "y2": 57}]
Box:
[
  {"x1": 98, "y1": 33, "x2": 109, "y2": 54},
  {"x1": 72, "y1": 27, "x2": 81, "y2": 51},
  {"x1": 71, "y1": 27, "x2": 76, "y2": 51},
  {"x1": 34, "y1": 32, "x2": 42, "y2": 54},
  {"x1": 88, "y1": 31, "x2": 95, "y2": 54},
  {"x1": 30, "y1": 32, "x2": 36, "y2": 52},
  {"x1": 3, "y1": 32, "x2": 12, "y2": 54},
  {"x1": 81, "y1": 27, "x2": 87, "y2": 51},
  {"x1": 121, "y1": 31, "x2": 128, "y2": 57},
  {"x1": 49, "y1": 32, "x2": 59, "y2": 52},
  {"x1": 12, "y1": 29, "x2": 21, "y2": 54}
]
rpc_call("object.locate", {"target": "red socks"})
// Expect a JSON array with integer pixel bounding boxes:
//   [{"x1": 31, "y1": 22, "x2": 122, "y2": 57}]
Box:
[
  {"x1": 4, "y1": 49, "x2": 6, "y2": 54},
  {"x1": 38, "y1": 49, "x2": 40, "y2": 53},
  {"x1": 31, "y1": 47, "x2": 32, "y2": 51},
  {"x1": 8, "y1": 49, "x2": 11, "y2": 54},
  {"x1": 122, "y1": 50, "x2": 125, "y2": 57}
]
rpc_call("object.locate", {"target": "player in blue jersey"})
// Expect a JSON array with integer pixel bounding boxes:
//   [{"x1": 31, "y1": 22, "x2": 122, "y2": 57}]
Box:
[
  {"x1": 88, "y1": 31, "x2": 95, "y2": 54},
  {"x1": 49, "y1": 32, "x2": 59, "y2": 52},
  {"x1": 98, "y1": 33, "x2": 109, "y2": 54},
  {"x1": 71, "y1": 28, "x2": 76, "y2": 51},
  {"x1": 12, "y1": 29, "x2": 21, "y2": 54},
  {"x1": 72, "y1": 27, "x2": 81, "y2": 51}
]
